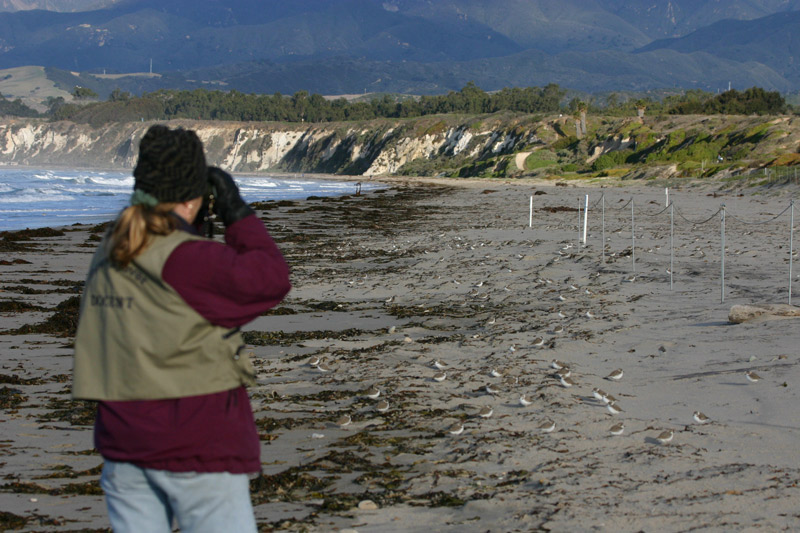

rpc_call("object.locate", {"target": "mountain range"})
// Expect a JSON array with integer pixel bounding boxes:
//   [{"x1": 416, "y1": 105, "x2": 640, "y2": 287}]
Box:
[{"x1": 0, "y1": 0, "x2": 799, "y2": 98}]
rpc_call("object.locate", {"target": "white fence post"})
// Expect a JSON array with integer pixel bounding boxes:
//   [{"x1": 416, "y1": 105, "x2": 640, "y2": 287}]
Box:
[{"x1": 582, "y1": 194, "x2": 589, "y2": 245}]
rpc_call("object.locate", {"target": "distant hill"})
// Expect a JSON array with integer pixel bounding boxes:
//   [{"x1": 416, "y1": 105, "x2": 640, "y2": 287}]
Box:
[
  {"x1": 598, "y1": 0, "x2": 800, "y2": 39},
  {"x1": 0, "y1": 0, "x2": 116, "y2": 12},
  {"x1": 0, "y1": 0, "x2": 799, "y2": 97},
  {"x1": 637, "y1": 10, "x2": 800, "y2": 85}
]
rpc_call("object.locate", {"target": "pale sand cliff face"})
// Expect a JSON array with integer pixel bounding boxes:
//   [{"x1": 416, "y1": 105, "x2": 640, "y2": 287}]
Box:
[{"x1": 1, "y1": 178, "x2": 799, "y2": 531}]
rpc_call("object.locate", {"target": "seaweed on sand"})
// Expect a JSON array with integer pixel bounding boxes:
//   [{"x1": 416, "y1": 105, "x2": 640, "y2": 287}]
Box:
[
  {"x1": 0, "y1": 387, "x2": 27, "y2": 409},
  {"x1": 37, "y1": 398, "x2": 96, "y2": 426},
  {"x1": 6, "y1": 296, "x2": 81, "y2": 337},
  {"x1": 249, "y1": 468, "x2": 334, "y2": 505},
  {"x1": 0, "y1": 511, "x2": 27, "y2": 530},
  {"x1": 0, "y1": 300, "x2": 46, "y2": 312},
  {"x1": 34, "y1": 464, "x2": 103, "y2": 480},
  {"x1": 242, "y1": 328, "x2": 368, "y2": 346},
  {"x1": 1, "y1": 227, "x2": 65, "y2": 241},
  {"x1": 0, "y1": 479, "x2": 103, "y2": 496}
]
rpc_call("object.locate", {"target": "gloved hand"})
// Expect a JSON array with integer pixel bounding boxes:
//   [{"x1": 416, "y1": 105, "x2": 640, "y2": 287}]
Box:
[{"x1": 206, "y1": 167, "x2": 254, "y2": 227}]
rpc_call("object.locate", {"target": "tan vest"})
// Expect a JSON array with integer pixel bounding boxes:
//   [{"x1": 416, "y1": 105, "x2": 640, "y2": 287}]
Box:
[{"x1": 72, "y1": 230, "x2": 256, "y2": 401}]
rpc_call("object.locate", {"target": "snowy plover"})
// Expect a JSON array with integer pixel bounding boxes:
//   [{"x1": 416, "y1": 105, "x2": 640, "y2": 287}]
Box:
[
  {"x1": 485, "y1": 383, "x2": 502, "y2": 395},
  {"x1": 656, "y1": 429, "x2": 674, "y2": 445},
  {"x1": 558, "y1": 375, "x2": 576, "y2": 388},
  {"x1": 745, "y1": 371, "x2": 762, "y2": 383},
  {"x1": 609, "y1": 422, "x2": 625, "y2": 436},
  {"x1": 538, "y1": 420, "x2": 556, "y2": 433},
  {"x1": 448, "y1": 422, "x2": 464, "y2": 435},
  {"x1": 432, "y1": 359, "x2": 447, "y2": 370},
  {"x1": 477, "y1": 406, "x2": 494, "y2": 419},
  {"x1": 592, "y1": 387, "x2": 607, "y2": 402}
]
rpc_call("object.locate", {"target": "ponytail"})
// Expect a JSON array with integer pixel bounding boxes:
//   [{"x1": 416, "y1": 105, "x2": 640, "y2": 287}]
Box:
[{"x1": 108, "y1": 203, "x2": 178, "y2": 268}]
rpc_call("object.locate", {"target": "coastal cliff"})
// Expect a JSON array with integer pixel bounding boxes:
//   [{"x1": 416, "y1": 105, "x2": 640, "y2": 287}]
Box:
[
  {"x1": 0, "y1": 115, "x2": 538, "y2": 176},
  {"x1": 1, "y1": 113, "x2": 797, "y2": 179}
]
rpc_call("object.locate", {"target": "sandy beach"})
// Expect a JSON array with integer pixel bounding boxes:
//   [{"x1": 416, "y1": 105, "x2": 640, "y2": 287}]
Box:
[{"x1": 1, "y1": 176, "x2": 799, "y2": 532}]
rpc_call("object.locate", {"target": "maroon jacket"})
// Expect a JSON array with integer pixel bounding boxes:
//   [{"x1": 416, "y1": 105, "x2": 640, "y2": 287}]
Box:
[{"x1": 94, "y1": 215, "x2": 290, "y2": 473}]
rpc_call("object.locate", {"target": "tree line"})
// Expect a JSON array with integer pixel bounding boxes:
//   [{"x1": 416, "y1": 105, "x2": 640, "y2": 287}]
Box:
[{"x1": 0, "y1": 83, "x2": 790, "y2": 124}]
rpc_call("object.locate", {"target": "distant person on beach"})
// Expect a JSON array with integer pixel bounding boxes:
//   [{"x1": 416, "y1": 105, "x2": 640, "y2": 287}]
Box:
[{"x1": 72, "y1": 125, "x2": 291, "y2": 532}]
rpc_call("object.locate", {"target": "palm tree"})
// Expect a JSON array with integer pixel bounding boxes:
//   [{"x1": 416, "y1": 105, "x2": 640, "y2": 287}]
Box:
[
  {"x1": 635, "y1": 99, "x2": 647, "y2": 120},
  {"x1": 578, "y1": 103, "x2": 588, "y2": 136}
]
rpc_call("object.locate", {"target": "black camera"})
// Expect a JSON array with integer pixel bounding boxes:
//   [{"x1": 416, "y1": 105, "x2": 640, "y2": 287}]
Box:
[{"x1": 199, "y1": 174, "x2": 218, "y2": 238}]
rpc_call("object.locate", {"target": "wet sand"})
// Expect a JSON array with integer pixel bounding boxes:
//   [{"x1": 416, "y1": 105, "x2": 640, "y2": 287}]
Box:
[{"x1": 1, "y1": 177, "x2": 799, "y2": 532}]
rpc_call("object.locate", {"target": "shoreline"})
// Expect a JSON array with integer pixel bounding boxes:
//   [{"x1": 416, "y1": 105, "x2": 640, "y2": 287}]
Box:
[{"x1": 1, "y1": 180, "x2": 799, "y2": 531}]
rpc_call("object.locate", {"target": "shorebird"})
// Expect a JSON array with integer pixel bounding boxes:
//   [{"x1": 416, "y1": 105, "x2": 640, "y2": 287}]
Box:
[
  {"x1": 656, "y1": 429, "x2": 674, "y2": 445},
  {"x1": 693, "y1": 411, "x2": 710, "y2": 424},
  {"x1": 538, "y1": 420, "x2": 556, "y2": 433},
  {"x1": 364, "y1": 386, "x2": 380, "y2": 400},
  {"x1": 477, "y1": 406, "x2": 494, "y2": 419},
  {"x1": 448, "y1": 422, "x2": 464, "y2": 435},
  {"x1": 485, "y1": 383, "x2": 502, "y2": 395},
  {"x1": 432, "y1": 371, "x2": 447, "y2": 382},
  {"x1": 336, "y1": 414, "x2": 352, "y2": 427},
  {"x1": 519, "y1": 394, "x2": 533, "y2": 407},
  {"x1": 375, "y1": 400, "x2": 390, "y2": 413},
  {"x1": 606, "y1": 402, "x2": 623, "y2": 415},
  {"x1": 609, "y1": 422, "x2": 625, "y2": 436},
  {"x1": 745, "y1": 371, "x2": 762, "y2": 383},
  {"x1": 559, "y1": 375, "x2": 576, "y2": 388},
  {"x1": 605, "y1": 369, "x2": 624, "y2": 381},
  {"x1": 592, "y1": 387, "x2": 606, "y2": 402}
]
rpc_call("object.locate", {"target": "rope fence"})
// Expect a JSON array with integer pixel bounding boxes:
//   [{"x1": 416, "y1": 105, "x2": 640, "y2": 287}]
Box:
[{"x1": 528, "y1": 190, "x2": 797, "y2": 304}]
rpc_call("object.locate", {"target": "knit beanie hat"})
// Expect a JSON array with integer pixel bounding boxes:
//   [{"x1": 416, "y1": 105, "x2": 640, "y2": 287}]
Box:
[{"x1": 132, "y1": 125, "x2": 207, "y2": 204}]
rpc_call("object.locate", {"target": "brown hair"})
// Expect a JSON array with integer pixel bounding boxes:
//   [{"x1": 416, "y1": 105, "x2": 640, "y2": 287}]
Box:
[{"x1": 108, "y1": 203, "x2": 179, "y2": 268}]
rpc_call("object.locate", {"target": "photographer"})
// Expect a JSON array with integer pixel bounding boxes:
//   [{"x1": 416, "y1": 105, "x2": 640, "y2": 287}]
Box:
[{"x1": 73, "y1": 125, "x2": 291, "y2": 532}]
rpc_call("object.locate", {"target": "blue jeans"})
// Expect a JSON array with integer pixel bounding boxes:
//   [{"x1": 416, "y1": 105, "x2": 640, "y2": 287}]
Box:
[{"x1": 100, "y1": 460, "x2": 257, "y2": 533}]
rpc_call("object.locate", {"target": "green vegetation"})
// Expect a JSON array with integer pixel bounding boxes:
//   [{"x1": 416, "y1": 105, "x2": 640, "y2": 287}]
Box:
[
  {"x1": 42, "y1": 82, "x2": 566, "y2": 124},
  {"x1": 593, "y1": 150, "x2": 632, "y2": 171},
  {"x1": 0, "y1": 93, "x2": 38, "y2": 117},
  {"x1": 667, "y1": 87, "x2": 786, "y2": 115},
  {"x1": 525, "y1": 150, "x2": 558, "y2": 170},
  {"x1": 71, "y1": 86, "x2": 98, "y2": 100},
  {"x1": 0, "y1": 78, "x2": 792, "y2": 126}
]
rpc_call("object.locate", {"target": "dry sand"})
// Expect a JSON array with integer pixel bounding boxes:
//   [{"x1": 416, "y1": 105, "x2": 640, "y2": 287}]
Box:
[{"x1": 1, "y1": 176, "x2": 799, "y2": 532}]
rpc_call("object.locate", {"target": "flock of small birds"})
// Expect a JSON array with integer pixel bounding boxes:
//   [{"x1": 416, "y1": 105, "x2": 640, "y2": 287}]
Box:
[
  {"x1": 306, "y1": 358, "x2": 765, "y2": 446},
  {"x1": 304, "y1": 272, "x2": 769, "y2": 446},
  {"x1": 296, "y1": 217, "x2": 773, "y2": 450}
]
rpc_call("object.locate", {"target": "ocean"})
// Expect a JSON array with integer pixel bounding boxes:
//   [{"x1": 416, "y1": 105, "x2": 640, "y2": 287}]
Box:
[{"x1": 0, "y1": 167, "x2": 377, "y2": 232}]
